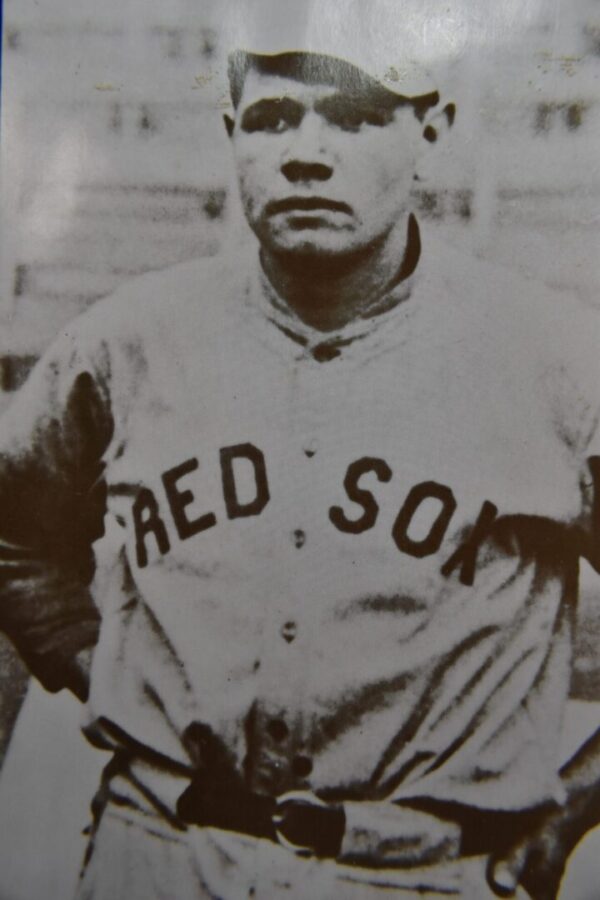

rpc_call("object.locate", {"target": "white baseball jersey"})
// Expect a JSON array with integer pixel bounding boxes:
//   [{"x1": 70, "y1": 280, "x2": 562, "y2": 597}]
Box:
[{"x1": 1, "y1": 223, "x2": 599, "y2": 895}]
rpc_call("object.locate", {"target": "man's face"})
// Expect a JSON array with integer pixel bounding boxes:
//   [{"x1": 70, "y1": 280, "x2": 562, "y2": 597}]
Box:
[{"x1": 230, "y1": 67, "x2": 426, "y2": 260}]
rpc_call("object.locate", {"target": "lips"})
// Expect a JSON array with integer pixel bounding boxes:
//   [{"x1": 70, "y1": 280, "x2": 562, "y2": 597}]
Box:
[{"x1": 266, "y1": 196, "x2": 352, "y2": 217}]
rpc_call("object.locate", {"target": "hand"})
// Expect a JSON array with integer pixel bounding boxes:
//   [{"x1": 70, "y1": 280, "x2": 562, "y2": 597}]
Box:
[
  {"x1": 487, "y1": 810, "x2": 569, "y2": 900},
  {"x1": 68, "y1": 646, "x2": 94, "y2": 701},
  {"x1": 177, "y1": 767, "x2": 276, "y2": 839},
  {"x1": 340, "y1": 800, "x2": 462, "y2": 868},
  {"x1": 274, "y1": 792, "x2": 345, "y2": 858},
  {"x1": 176, "y1": 722, "x2": 276, "y2": 839}
]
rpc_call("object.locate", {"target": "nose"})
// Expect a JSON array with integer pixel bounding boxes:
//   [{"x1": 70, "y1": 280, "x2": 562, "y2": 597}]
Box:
[
  {"x1": 281, "y1": 160, "x2": 332, "y2": 183},
  {"x1": 281, "y1": 111, "x2": 333, "y2": 183}
]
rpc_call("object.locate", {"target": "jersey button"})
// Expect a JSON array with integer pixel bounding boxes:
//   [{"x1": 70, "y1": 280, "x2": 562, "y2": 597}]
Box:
[
  {"x1": 312, "y1": 343, "x2": 340, "y2": 362},
  {"x1": 280, "y1": 621, "x2": 297, "y2": 643},
  {"x1": 303, "y1": 438, "x2": 318, "y2": 458},
  {"x1": 292, "y1": 529, "x2": 306, "y2": 548}
]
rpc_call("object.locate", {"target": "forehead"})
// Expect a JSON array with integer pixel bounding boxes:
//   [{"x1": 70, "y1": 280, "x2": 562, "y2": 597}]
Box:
[{"x1": 237, "y1": 69, "x2": 345, "y2": 111}]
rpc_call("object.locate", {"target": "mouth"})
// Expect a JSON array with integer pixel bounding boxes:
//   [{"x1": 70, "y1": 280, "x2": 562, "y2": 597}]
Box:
[{"x1": 266, "y1": 196, "x2": 353, "y2": 217}]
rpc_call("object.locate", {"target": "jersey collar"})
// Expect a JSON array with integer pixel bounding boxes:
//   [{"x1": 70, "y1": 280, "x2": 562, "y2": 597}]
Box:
[{"x1": 253, "y1": 216, "x2": 422, "y2": 362}]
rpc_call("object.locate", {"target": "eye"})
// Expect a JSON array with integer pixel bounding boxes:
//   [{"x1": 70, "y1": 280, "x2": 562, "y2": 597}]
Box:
[
  {"x1": 241, "y1": 99, "x2": 303, "y2": 134},
  {"x1": 266, "y1": 115, "x2": 292, "y2": 134},
  {"x1": 322, "y1": 100, "x2": 395, "y2": 132},
  {"x1": 328, "y1": 110, "x2": 365, "y2": 132},
  {"x1": 251, "y1": 109, "x2": 289, "y2": 134}
]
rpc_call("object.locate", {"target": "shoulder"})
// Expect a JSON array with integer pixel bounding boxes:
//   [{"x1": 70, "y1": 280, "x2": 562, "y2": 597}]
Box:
[
  {"x1": 421, "y1": 230, "x2": 599, "y2": 367},
  {"x1": 52, "y1": 247, "x2": 256, "y2": 378},
  {"x1": 15, "y1": 247, "x2": 256, "y2": 416},
  {"x1": 74, "y1": 252, "x2": 248, "y2": 342},
  {"x1": 442, "y1": 232, "x2": 600, "y2": 458},
  {"x1": 421, "y1": 230, "x2": 600, "y2": 455}
]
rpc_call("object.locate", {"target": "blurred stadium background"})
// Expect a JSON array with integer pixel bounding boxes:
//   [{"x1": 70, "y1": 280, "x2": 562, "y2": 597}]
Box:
[{"x1": 1, "y1": 0, "x2": 599, "y2": 767}]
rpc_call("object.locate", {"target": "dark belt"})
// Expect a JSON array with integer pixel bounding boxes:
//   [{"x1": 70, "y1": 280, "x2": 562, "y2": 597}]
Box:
[{"x1": 176, "y1": 776, "x2": 346, "y2": 858}]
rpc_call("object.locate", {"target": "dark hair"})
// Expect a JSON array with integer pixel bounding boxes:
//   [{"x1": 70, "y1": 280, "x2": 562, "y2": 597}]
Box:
[{"x1": 228, "y1": 50, "x2": 440, "y2": 121}]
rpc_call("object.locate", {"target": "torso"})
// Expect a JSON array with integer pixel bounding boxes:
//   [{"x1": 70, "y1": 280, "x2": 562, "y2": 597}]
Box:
[{"x1": 84, "y1": 232, "x2": 600, "y2": 811}]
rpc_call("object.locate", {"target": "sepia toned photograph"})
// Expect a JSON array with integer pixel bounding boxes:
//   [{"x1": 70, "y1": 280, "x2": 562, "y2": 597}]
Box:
[{"x1": 1, "y1": 1, "x2": 600, "y2": 897}]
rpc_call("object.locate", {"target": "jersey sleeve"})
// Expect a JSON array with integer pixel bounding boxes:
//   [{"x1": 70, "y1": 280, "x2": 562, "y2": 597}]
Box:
[
  {"x1": 0, "y1": 321, "x2": 114, "y2": 697},
  {"x1": 541, "y1": 300, "x2": 600, "y2": 570}
]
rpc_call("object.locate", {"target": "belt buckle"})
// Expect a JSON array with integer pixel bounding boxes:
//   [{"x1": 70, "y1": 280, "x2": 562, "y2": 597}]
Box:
[{"x1": 272, "y1": 790, "x2": 328, "y2": 856}]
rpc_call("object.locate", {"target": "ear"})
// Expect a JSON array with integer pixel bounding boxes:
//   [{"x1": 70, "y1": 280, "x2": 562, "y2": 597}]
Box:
[
  {"x1": 421, "y1": 103, "x2": 456, "y2": 145},
  {"x1": 223, "y1": 114, "x2": 235, "y2": 138}
]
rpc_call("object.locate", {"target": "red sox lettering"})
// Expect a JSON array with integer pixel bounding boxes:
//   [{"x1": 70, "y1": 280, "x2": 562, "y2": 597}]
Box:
[
  {"x1": 132, "y1": 443, "x2": 270, "y2": 568},
  {"x1": 132, "y1": 445, "x2": 500, "y2": 586}
]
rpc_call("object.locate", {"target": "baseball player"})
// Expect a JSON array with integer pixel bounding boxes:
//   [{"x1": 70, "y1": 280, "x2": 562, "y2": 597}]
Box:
[{"x1": 2, "y1": 21, "x2": 600, "y2": 900}]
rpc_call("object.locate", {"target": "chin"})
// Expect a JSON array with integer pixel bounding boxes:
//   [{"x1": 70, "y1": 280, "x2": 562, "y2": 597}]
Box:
[
  {"x1": 272, "y1": 230, "x2": 362, "y2": 260},
  {"x1": 273, "y1": 240, "x2": 376, "y2": 279}
]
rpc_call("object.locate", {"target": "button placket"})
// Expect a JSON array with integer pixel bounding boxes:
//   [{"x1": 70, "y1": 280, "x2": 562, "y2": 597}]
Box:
[
  {"x1": 294, "y1": 363, "x2": 333, "y2": 459},
  {"x1": 291, "y1": 364, "x2": 336, "y2": 559}
]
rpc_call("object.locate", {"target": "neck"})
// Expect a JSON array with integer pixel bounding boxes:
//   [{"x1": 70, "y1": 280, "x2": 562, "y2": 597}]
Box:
[{"x1": 260, "y1": 215, "x2": 421, "y2": 332}]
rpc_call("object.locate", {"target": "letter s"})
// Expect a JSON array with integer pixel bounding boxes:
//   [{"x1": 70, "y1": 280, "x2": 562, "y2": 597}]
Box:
[{"x1": 329, "y1": 457, "x2": 392, "y2": 535}]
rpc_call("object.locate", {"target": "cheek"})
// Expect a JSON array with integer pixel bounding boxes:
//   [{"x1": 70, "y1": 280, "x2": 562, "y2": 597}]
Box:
[
  {"x1": 236, "y1": 158, "x2": 265, "y2": 213},
  {"x1": 383, "y1": 164, "x2": 414, "y2": 196},
  {"x1": 362, "y1": 164, "x2": 414, "y2": 216},
  {"x1": 376, "y1": 144, "x2": 418, "y2": 200},
  {"x1": 354, "y1": 137, "x2": 416, "y2": 194}
]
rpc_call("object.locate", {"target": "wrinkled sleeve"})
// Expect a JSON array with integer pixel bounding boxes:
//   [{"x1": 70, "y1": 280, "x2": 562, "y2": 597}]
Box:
[{"x1": 0, "y1": 324, "x2": 114, "y2": 697}]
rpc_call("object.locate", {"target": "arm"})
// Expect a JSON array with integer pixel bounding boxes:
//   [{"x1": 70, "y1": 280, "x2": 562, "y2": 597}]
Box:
[
  {"x1": 0, "y1": 539, "x2": 100, "y2": 700},
  {"x1": 0, "y1": 329, "x2": 113, "y2": 699},
  {"x1": 488, "y1": 726, "x2": 600, "y2": 899},
  {"x1": 487, "y1": 457, "x2": 600, "y2": 898},
  {"x1": 269, "y1": 793, "x2": 461, "y2": 866}
]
